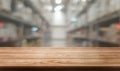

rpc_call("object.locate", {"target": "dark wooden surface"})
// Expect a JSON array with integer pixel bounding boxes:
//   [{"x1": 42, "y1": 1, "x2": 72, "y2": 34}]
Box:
[{"x1": 0, "y1": 47, "x2": 120, "y2": 70}]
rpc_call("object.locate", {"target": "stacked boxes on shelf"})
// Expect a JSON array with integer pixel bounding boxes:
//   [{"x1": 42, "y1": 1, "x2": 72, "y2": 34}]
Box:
[
  {"x1": 0, "y1": 23, "x2": 6, "y2": 42},
  {"x1": 13, "y1": 1, "x2": 33, "y2": 22},
  {"x1": 77, "y1": 14, "x2": 86, "y2": 27},
  {"x1": 12, "y1": 1, "x2": 26, "y2": 20},
  {"x1": 89, "y1": 30, "x2": 97, "y2": 39},
  {"x1": 99, "y1": 23, "x2": 120, "y2": 43},
  {"x1": 0, "y1": 22, "x2": 17, "y2": 42},
  {"x1": 5, "y1": 23, "x2": 17, "y2": 41},
  {"x1": 78, "y1": 0, "x2": 120, "y2": 27},
  {"x1": 82, "y1": 14, "x2": 87, "y2": 26},
  {"x1": 32, "y1": 14, "x2": 42, "y2": 26},
  {"x1": 106, "y1": 25, "x2": 118, "y2": 42},
  {"x1": 98, "y1": 0, "x2": 109, "y2": 18},
  {"x1": 16, "y1": 26, "x2": 24, "y2": 39},
  {"x1": 32, "y1": 14, "x2": 38, "y2": 26},
  {"x1": 98, "y1": 27, "x2": 110, "y2": 40},
  {"x1": 87, "y1": 2, "x2": 97, "y2": 22},
  {"x1": 12, "y1": 0, "x2": 42, "y2": 26},
  {"x1": 24, "y1": 7, "x2": 33, "y2": 23},
  {"x1": 0, "y1": 0, "x2": 12, "y2": 12},
  {"x1": 72, "y1": 31, "x2": 81, "y2": 38},
  {"x1": 108, "y1": 24, "x2": 120, "y2": 43},
  {"x1": 109, "y1": 0, "x2": 120, "y2": 13}
]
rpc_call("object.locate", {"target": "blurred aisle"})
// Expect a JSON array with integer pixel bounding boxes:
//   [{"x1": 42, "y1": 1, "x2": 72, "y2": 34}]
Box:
[
  {"x1": 50, "y1": 12, "x2": 67, "y2": 47},
  {"x1": 0, "y1": 0, "x2": 120, "y2": 47}
]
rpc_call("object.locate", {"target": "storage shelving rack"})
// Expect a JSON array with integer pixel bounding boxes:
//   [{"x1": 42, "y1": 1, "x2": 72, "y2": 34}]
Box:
[
  {"x1": 68, "y1": 1, "x2": 120, "y2": 47},
  {"x1": 0, "y1": 0, "x2": 49, "y2": 47}
]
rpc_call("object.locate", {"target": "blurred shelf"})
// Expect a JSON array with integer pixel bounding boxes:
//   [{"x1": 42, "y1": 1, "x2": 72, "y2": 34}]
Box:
[
  {"x1": 0, "y1": 40, "x2": 19, "y2": 44},
  {"x1": 68, "y1": 25, "x2": 88, "y2": 33},
  {"x1": 69, "y1": 10, "x2": 120, "y2": 33},
  {"x1": 21, "y1": 0, "x2": 49, "y2": 26},
  {"x1": 0, "y1": 11, "x2": 40, "y2": 28},
  {"x1": 73, "y1": 36, "x2": 120, "y2": 46},
  {"x1": 25, "y1": 33, "x2": 42, "y2": 40},
  {"x1": 92, "y1": 10, "x2": 120, "y2": 27},
  {"x1": 0, "y1": 38, "x2": 23, "y2": 47},
  {"x1": 77, "y1": 0, "x2": 96, "y2": 17},
  {"x1": 0, "y1": 35, "x2": 41, "y2": 45},
  {"x1": 96, "y1": 38, "x2": 120, "y2": 45},
  {"x1": 21, "y1": 0, "x2": 38, "y2": 13},
  {"x1": 25, "y1": 36, "x2": 41, "y2": 40}
]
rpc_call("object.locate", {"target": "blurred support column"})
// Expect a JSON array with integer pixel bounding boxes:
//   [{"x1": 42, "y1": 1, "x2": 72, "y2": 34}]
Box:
[{"x1": 50, "y1": 11, "x2": 67, "y2": 47}]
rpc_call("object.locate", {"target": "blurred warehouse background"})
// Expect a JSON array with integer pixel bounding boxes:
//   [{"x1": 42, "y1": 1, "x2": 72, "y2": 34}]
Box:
[{"x1": 0, "y1": 0, "x2": 120, "y2": 47}]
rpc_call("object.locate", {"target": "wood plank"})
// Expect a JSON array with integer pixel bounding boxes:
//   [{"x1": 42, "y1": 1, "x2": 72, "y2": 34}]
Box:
[
  {"x1": 0, "y1": 47, "x2": 120, "y2": 67},
  {"x1": 0, "y1": 47, "x2": 120, "y2": 53},
  {"x1": 0, "y1": 52, "x2": 120, "y2": 59},
  {"x1": 0, "y1": 59, "x2": 120, "y2": 66}
]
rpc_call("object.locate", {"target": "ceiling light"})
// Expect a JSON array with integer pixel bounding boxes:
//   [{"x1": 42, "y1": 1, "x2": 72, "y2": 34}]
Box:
[
  {"x1": 54, "y1": 5, "x2": 63, "y2": 11},
  {"x1": 55, "y1": 0, "x2": 62, "y2": 4},
  {"x1": 81, "y1": 0, "x2": 87, "y2": 2}
]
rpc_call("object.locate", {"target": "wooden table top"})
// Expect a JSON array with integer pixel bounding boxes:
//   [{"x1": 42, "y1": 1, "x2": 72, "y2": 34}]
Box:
[{"x1": 0, "y1": 47, "x2": 120, "y2": 67}]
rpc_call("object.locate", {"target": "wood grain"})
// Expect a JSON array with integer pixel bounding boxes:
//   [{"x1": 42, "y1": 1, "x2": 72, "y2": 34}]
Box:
[{"x1": 0, "y1": 47, "x2": 120, "y2": 67}]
